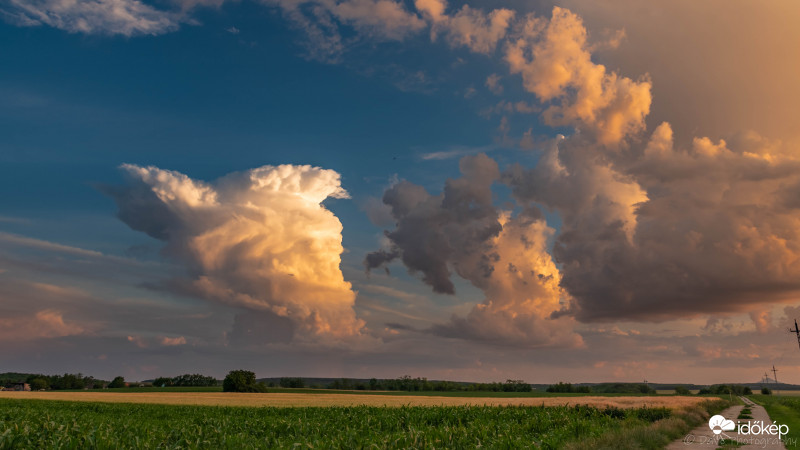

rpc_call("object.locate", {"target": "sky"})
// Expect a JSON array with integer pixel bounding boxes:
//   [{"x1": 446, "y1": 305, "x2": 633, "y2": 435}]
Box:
[{"x1": 2, "y1": 0, "x2": 800, "y2": 384}]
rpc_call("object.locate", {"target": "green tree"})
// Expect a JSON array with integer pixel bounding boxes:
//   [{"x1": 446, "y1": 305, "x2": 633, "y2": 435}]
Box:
[
  {"x1": 674, "y1": 386, "x2": 691, "y2": 395},
  {"x1": 109, "y1": 376, "x2": 126, "y2": 388},
  {"x1": 223, "y1": 370, "x2": 267, "y2": 393},
  {"x1": 761, "y1": 387, "x2": 772, "y2": 395},
  {"x1": 28, "y1": 378, "x2": 48, "y2": 391},
  {"x1": 279, "y1": 377, "x2": 305, "y2": 388},
  {"x1": 153, "y1": 377, "x2": 173, "y2": 387},
  {"x1": 546, "y1": 382, "x2": 575, "y2": 393}
]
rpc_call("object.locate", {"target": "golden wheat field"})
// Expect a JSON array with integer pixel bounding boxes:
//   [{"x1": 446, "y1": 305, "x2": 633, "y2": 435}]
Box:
[{"x1": 0, "y1": 391, "x2": 705, "y2": 409}]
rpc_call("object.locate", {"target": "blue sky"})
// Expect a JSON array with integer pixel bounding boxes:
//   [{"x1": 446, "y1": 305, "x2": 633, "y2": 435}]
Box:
[
  {"x1": 0, "y1": 4, "x2": 543, "y2": 257},
  {"x1": 3, "y1": 0, "x2": 800, "y2": 384}
]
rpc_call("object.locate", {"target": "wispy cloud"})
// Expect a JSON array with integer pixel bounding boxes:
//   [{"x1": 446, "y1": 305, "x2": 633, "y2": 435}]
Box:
[
  {"x1": 419, "y1": 144, "x2": 496, "y2": 161},
  {"x1": 0, "y1": 215, "x2": 32, "y2": 224},
  {"x1": 0, "y1": 231, "x2": 151, "y2": 267},
  {"x1": 1, "y1": 0, "x2": 183, "y2": 36}
]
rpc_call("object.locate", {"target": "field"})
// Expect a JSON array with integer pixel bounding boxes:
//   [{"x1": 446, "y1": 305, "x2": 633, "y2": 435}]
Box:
[
  {"x1": 762, "y1": 390, "x2": 800, "y2": 396},
  {"x1": 68, "y1": 386, "x2": 688, "y2": 397},
  {"x1": 0, "y1": 396, "x2": 730, "y2": 449},
  {"x1": 751, "y1": 394, "x2": 800, "y2": 450},
  {"x1": 655, "y1": 390, "x2": 700, "y2": 395},
  {"x1": 0, "y1": 391, "x2": 708, "y2": 408}
]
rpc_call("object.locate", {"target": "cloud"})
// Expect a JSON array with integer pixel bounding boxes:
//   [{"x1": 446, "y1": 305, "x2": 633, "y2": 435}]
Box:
[
  {"x1": 366, "y1": 154, "x2": 582, "y2": 347},
  {"x1": 160, "y1": 336, "x2": 187, "y2": 346},
  {"x1": 332, "y1": 0, "x2": 425, "y2": 39},
  {"x1": 417, "y1": 0, "x2": 514, "y2": 54},
  {"x1": 266, "y1": 0, "x2": 425, "y2": 62},
  {"x1": 560, "y1": 0, "x2": 800, "y2": 143},
  {"x1": 504, "y1": 7, "x2": 651, "y2": 146},
  {"x1": 0, "y1": 231, "x2": 104, "y2": 260},
  {"x1": 485, "y1": 73, "x2": 503, "y2": 95},
  {"x1": 226, "y1": 310, "x2": 296, "y2": 346},
  {"x1": 429, "y1": 212, "x2": 582, "y2": 348},
  {"x1": 106, "y1": 163, "x2": 365, "y2": 340},
  {"x1": 0, "y1": 282, "x2": 92, "y2": 341},
  {"x1": 418, "y1": 144, "x2": 496, "y2": 161},
  {"x1": 749, "y1": 310, "x2": 772, "y2": 334},
  {"x1": 506, "y1": 118, "x2": 800, "y2": 323},
  {"x1": 365, "y1": 153, "x2": 502, "y2": 295},
  {"x1": 1, "y1": 0, "x2": 182, "y2": 36},
  {"x1": 361, "y1": 196, "x2": 394, "y2": 227}
]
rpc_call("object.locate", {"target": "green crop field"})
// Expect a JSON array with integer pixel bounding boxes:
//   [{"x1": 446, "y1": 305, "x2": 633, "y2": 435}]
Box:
[{"x1": 0, "y1": 397, "x2": 729, "y2": 449}]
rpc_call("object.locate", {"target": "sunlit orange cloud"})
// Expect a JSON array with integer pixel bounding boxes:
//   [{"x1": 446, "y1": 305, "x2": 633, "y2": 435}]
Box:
[
  {"x1": 0, "y1": 310, "x2": 87, "y2": 341},
  {"x1": 560, "y1": 0, "x2": 800, "y2": 144},
  {"x1": 505, "y1": 7, "x2": 651, "y2": 147},
  {"x1": 107, "y1": 164, "x2": 365, "y2": 341}
]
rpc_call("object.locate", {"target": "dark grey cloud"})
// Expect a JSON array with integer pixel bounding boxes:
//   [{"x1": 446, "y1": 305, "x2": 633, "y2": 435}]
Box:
[
  {"x1": 366, "y1": 153, "x2": 582, "y2": 348},
  {"x1": 365, "y1": 153, "x2": 502, "y2": 294},
  {"x1": 505, "y1": 125, "x2": 800, "y2": 322}
]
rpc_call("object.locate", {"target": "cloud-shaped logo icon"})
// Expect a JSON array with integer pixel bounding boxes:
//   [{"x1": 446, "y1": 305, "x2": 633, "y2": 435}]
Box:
[{"x1": 708, "y1": 415, "x2": 736, "y2": 435}]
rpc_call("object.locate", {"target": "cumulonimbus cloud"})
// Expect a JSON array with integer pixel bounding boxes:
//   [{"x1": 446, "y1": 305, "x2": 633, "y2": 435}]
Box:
[
  {"x1": 366, "y1": 154, "x2": 582, "y2": 348},
  {"x1": 365, "y1": 4, "x2": 800, "y2": 341},
  {"x1": 515, "y1": 123, "x2": 800, "y2": 322},
  {"x1": 106, "y1": 163, "x2": 365, "y2": 341}
]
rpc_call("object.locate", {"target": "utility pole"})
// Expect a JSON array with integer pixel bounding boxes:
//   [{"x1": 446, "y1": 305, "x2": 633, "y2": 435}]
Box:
[
  {"x1": 789, "y1": 319, "x2": 800, "y2": 350},
  {"x1": 772, "y1": 365, "x2": 779, "y2": 396}
]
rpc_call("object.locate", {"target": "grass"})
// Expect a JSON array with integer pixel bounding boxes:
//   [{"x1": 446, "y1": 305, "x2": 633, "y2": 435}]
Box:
[
  {"x1": 655, "y1": 389, "x2": 701, "y2": 395},
  {"x1": 716, "y1": 438, "x2": 745, "y2": 448},
  {"x1": 736, "y1": 407, "x2": 752, "y2": 419},
  {"x1": 561, "y1": 398, "x2": 730, "y2": 450},
  {"x1": 0, "y1": 398, "x2": 705, "y2": 449},
  {"x1": 0, "y1": 391, "x2": 710, "y2": 409},
  {"x1": 750, "y1": 394, "x2": 800, "y2": 449}
]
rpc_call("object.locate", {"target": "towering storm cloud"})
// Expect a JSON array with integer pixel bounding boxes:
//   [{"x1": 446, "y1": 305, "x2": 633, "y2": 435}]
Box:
[
  {"x1": 107, "y1": 164, "x2": 364, "y2": 340},
  {"x1": 511, "y1": 125, "x2": 800, "y2": 322},
  {"x1": 366, "y1": 154, "x2": 582, "y2": 347},
  {"x1": 367, "y1": 4, "x2": 800, "y2": 340},
  {"x1": 365, "y1": 154, "x2": 502, "y2": 295}
]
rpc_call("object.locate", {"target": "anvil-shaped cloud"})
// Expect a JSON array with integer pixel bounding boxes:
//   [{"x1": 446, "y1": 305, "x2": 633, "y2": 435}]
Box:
[{"x1": 105, "y1": 164, "x2": 364, "y2": 341}]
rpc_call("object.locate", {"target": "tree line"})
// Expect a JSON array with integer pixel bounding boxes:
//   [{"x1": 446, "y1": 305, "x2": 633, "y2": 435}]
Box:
[
  {"x1": 273, "y1": 376, "x2": 532, "y2": 392},
  {"x1": 0, "y1": 373, "x2": 110, "y2": 391},
  {"x1": 152, "y1": 374, "x2": 218, "y2": 387}
]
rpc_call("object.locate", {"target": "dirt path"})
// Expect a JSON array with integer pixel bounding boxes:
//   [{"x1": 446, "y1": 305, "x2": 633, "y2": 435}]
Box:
[
  {"x1": 0, "y1": 391, "x2": 704, "y2": 409},
  {"x1": 667, "y1": 396, "x2": 787, "y2": 449}
]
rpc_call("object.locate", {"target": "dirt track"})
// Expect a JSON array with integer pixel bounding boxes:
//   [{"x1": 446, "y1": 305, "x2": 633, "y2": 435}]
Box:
[{"x1": 0, "y1": 391, "x2": 705, "y2": 409}]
